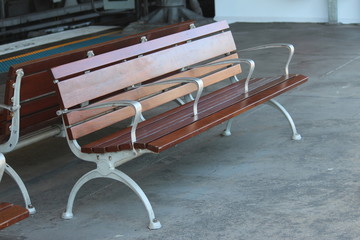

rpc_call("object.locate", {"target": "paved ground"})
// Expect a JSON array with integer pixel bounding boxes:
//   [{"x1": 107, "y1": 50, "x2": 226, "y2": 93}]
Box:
[{"x1": 1, "y1": 21, "x2": 360, "y2": 240}]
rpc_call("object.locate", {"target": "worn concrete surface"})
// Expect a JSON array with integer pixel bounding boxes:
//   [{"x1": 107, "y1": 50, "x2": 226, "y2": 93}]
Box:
[{"x1": 1, "y1": 22, "x2": 360, "y2": 240}]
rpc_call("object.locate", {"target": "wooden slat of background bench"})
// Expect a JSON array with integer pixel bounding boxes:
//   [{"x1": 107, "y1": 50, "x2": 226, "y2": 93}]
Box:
[
  {"x1": 0, "y1": 21, "x2": 195, "y2": 142},
  {"x1": 0, "y1": 202, "x2": 29, "y2": 230}
]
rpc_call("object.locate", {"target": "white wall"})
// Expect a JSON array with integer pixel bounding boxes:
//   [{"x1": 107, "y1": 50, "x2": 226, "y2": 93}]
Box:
[
  {"x1": 214, "y1": 0, "x2": 360, "y2": 24},
  {"x1": 338, "y1": 0, "x2": 360, "y2": 24}
]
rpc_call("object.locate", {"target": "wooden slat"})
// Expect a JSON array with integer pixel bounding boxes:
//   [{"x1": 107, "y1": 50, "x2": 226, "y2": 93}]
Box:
[
  {"x1": 147, "y1": 75, "x2": 308, "y2": 153},
  {"x1": 0, "y1": 202, "x2": 29, "y2": 230},
  {"x1": 19, "y1": 94, "x2": 57, "y2": 117},
  {"x1": 19, "y1": 107, "x2": 59, "y2": 131},
  {"x1": 56, "y1": 31, "x2": 237, "y2": 109},
  {"x1": 18, "y1": 71, "x2": 55, "y2": 101}
]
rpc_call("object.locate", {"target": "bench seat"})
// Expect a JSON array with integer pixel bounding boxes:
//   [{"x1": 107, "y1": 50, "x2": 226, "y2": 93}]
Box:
[
  {"x1": 82, "y1": 74, "x2": 307, "y2": 154},
  {"x1": 0, "y1": 202, "x2": 29, "y2": 230}
]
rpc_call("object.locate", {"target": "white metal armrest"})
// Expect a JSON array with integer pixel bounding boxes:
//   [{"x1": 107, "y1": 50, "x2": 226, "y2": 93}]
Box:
[
  {"x1": 188, "y1": 59, "x2": 255, "y2": 93},
  {"x1": 57, "y1": 100, "x2": 143, "y2": 145},
  {"x1": 136, "y1": 77, "x2": 204, "y2": 116},
  {"x1": 0, "y1": 69, "x2": 23, "y2": 153},
  {"x1": 239, "y1": 43, "x2": 294, "y2": 79}
]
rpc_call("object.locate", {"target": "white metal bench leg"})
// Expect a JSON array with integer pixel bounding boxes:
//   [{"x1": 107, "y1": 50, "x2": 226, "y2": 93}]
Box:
[
  {"x1": 62, "y1": 167, "x2": 161, "y2": 230},
  {"x1": 62, "y1": 169, "x2": 99, "y2": 220},
  {"x1": 222, "y1": 119, "x2": 234, "y2": 137},
  {"x1": 0, "y1": 153, "x2": 5, "y2": 181},
  {"x1": 266, "y1": 99, "x2": 302, "y2": 140},
  {"x1": 4, "y1": 162, "x2": 36, "y2": 214},
  {"x1": 220, "y1": 76, "x2": 241, "y2": 137}
]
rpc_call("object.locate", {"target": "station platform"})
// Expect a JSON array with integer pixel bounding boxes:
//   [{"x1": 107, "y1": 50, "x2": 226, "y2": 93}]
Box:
[{"x1": 1, "y1": 21, "x2": 360, "y2": 240}]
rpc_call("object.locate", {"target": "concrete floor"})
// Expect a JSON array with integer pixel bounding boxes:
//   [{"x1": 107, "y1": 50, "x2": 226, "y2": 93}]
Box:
[{"x1": 1, "y1": 21, "x2": 360, "y2": 240}]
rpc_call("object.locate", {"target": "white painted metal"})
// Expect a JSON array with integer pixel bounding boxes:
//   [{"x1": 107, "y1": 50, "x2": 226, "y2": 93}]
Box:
[
  {"x1": 239, "y1": 43, "x2": 294, "y2": 80},
  {"x1": 14, "y1": 125, "x2": 64, "y2": 151},
  {"x1": 222, "y1": 119, "x2": 233, "y2": 137},
  {"x1": 266, "y1": 99, "x2": 302, "y2": 141},
  {"x1": 4, "y1": 163, "x2": 36, "y2": 214},
  {"x1": 137, "y1": 77, "x2": 204, "y2": 116},
  {"x1": 0, "y1": 69, "x2": 23, "y2": 153},
  {"x1": 189, "y1": 58, "x2": 255, "y2": 94},
  {"x1": 0, "y1": 153, "x2": 4, "y2": 181},
  {"x1": 62, "y1": 134, "x2": 161, "y2": 229},
  {"x1": 62, "y1": 162, "x2": 161, "y2": 229},
  {"x1": 222, "y1": 99, "x2": 301, "y2": 140}
]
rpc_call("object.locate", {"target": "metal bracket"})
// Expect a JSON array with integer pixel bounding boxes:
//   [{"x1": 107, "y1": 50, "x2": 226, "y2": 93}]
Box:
[{"x1": 141, "y1": 36, "x2": 148, "y2": 43}]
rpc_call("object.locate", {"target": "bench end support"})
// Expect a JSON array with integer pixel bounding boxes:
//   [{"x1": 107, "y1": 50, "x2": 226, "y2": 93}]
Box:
[
  {"x1": 62, "y1": 211, "x2": 74, "y2": 220},
  {"x1": 292, "y1": 133, "x2": 302, "y2": 141},
  {"x1": 148, "y1": 218, "x2": 162, "y2": 230}
]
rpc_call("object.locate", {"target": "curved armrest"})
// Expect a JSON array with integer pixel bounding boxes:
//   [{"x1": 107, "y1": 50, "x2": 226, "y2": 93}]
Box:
[
  {"x1": 0, "y1": 69, "x2": 23, "y2": 153},
  {"x1": 189, "y1": 58, "x2": 255, "y2": 93},
  {"x1": 239, "y1": 43, "x2": 294, "y2": 79},
  {"x1": 57, "y1": 100, "x2": 143, "y2": 145},
  {"x1": 137, "y1": 77, "x2": 204, "y2": 116}
]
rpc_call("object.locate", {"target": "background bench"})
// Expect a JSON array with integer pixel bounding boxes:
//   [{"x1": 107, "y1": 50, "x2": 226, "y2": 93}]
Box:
[
  {"x1": 0, "y1": 20, "x2": 195, "y2": 228},
  {"x1": 52, "y1": 20, "x2": 308, "y2": 229}
]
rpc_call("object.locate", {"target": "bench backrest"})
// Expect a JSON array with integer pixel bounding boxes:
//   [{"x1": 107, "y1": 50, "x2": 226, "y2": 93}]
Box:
[
  {"x1": 0, "y1": 21, "x2": 195, "y2": 141},
  {"x1": 53, "y1": 21, "x2": 242, "y2": 141}
]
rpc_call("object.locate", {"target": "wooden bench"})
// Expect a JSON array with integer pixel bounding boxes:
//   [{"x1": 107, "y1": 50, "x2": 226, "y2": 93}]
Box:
[
  {"x1": 52, "y1": 20, "x2": 308, "y2": 229},
  {"x1": 0, "y1": 21, "x2": 195, "y2": 223}
]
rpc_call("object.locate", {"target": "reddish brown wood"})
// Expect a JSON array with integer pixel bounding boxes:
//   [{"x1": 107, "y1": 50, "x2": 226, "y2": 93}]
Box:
[{"x1": 0, "y1": 202, "x2": 29, "y2": 230}]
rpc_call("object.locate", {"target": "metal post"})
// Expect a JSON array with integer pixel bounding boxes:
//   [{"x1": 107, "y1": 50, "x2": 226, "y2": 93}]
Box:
[
  {"x1": 328, "y1": 0, "x2": 338, "y2": 24},
  {"x1": 0, "y1": 0, "x2": 5, "y2": 19}
]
